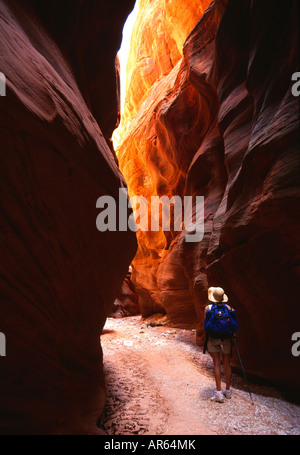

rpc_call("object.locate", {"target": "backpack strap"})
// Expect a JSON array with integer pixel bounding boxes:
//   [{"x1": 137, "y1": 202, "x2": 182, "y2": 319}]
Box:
[{"x1": 203, "y1": 304, "x2": 213, "y2": 354}]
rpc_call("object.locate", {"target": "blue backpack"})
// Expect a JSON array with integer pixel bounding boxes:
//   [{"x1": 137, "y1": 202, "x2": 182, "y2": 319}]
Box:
[{"x1": 204, "y1": 303, "x2": 238, "y2": 339}]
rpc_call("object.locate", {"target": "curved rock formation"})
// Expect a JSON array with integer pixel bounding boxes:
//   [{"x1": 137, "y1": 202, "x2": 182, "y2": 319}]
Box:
[
  {"x1": 114, "y1": 0, "x2": 213, "y2": 320},
  {"x1": 111, "y1": 269, "x2": 140, "y2": 318},
  {"x1": 24, "y1": 0, "x2": 136, "y2": 146},
  {"x1": 0, "y1": 0, "x2": 136, "y2": 434},
  {"x1": 119, "y1": 0, "x2": 211, "y2": 127},
  {"x1": 113, "y1": 0, "x2": 299, "y2": 389}
]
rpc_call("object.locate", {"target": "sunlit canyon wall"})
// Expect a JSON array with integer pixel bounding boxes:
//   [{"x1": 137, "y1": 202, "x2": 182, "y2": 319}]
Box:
[
  {"x1": 114, "y1": 0, "x2": 300, "y2": 389},
  {"x1": 0, "y1": 0, "x2": 136, "y2": 434}
]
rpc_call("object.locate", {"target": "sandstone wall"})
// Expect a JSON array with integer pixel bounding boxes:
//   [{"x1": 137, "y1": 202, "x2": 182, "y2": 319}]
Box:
[
  {"x1": 0, "y1": 0, "x2": 136, "y2": 434},
  {"x1": 114, "y1": 0, "x2": 300, "y2": 389}
]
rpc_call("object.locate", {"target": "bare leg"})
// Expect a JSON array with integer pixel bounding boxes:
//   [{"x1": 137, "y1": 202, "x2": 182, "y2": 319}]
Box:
[
  {"x1": 210, "y1": 352, "x2": 222, "y2": 391},
  {"x1": 223, "y1": 354, "x2": 232, "y2": 390}
]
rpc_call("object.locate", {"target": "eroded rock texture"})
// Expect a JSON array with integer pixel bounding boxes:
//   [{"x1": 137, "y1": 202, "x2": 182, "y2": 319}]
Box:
[
  {"x1": 0, "y1": 0, "x2": 136, "y2": 434},
  {"x1": 114, "y1": 0, "x2": 299, "y2": 389},
  {"x1": 24, "y1": 0, "x2": 136, "y2": 146},
  {"x1": 111, "y1": 269, "x2": 140, "y2": 318}
]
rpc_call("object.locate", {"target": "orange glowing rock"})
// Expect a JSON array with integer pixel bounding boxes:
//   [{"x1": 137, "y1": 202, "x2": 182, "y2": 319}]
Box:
[
  {"x1": 113, "y1": 0, "x2": 212, "y2": 322},
  {"x1": 117, "y1": 0, "x2": 212, "y2": 131}
]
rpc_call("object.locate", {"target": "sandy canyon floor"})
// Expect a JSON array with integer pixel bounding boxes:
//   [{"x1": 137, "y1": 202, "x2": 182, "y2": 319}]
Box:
[{"x1": 99, "y1": 316, "x2": 299, "y2": 436}]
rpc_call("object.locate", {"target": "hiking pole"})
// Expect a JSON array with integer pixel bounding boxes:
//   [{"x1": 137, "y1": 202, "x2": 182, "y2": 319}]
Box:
[{"x1": 232, "y1": 333, "x2": 254, "y2": 405}]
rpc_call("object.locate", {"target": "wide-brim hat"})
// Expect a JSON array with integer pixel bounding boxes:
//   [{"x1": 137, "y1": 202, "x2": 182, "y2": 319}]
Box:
[{"x1": 208, "y1": 286, "x2": 228, "y2": 303}]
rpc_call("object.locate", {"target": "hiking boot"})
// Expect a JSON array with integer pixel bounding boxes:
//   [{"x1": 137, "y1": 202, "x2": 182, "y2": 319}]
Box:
[
  {"x1": 223, "y1": 389, "x2": 232, "y2": 399},
  {"x1": 210, "y1": 391, "x2": 225, "y2": 403}
]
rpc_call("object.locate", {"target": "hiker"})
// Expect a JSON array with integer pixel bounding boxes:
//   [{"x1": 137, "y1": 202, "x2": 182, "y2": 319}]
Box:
[{"x1": 203, "y1": 287, "x2": 238, "y2": 403}]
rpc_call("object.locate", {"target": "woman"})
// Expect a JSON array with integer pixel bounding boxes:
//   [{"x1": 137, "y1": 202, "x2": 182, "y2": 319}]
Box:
[{"x1": 204, "y1": 287, "x2": 238, "y2": 403}]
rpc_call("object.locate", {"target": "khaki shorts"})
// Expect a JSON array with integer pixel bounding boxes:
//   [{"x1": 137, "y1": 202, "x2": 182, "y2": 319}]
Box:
[{"x1": 207, "y1": 337, "x2": 232, "y2": 355}]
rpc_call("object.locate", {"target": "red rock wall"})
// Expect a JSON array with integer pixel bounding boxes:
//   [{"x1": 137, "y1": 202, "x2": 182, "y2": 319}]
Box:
[
  {"x1": 23, "y1": 0, "x2": 136, "y2": 146},
  {"x1": 0, "y1": 0, "x2": 136, "y2": 434},
  {"x1": 202, "y1": 0, "x2": 300, "y2": 390},
  {"x1": 114, "y1": 0, "x2": 299, "y2": 389},
  {"x1": 182, "y1": 0, "x2": 300, "y2": 390}
]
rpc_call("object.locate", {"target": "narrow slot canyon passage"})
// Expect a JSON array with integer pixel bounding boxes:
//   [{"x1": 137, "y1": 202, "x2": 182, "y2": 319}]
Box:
[
  {"x1": 0, "y1": 0, "x2": 299, "y2": 436},
  {"x1": 97, "y1": 0, "x2": 300, "y2": 436}
]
